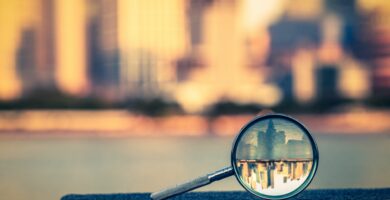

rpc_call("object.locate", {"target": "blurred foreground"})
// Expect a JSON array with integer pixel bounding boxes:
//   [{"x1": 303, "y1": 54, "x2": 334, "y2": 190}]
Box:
[{"x1": 0, "y1": 134, "x2": 389, "y2": 200}]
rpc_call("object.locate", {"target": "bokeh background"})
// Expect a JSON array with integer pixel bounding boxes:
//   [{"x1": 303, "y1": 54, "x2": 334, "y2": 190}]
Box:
[{"x1": 0, "y1": 0, "x2": 389, "y2": 200}]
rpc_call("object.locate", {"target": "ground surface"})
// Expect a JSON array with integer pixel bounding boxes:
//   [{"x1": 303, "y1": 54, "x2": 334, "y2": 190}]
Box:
[{"x1": 62, "y1": 188, "x2": 390, "y2": 200}]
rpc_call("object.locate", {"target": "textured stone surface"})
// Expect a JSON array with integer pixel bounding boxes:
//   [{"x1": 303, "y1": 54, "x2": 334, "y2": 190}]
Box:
[{"x1": 62, "y1": 188, "x2": 390, "y2": 200}]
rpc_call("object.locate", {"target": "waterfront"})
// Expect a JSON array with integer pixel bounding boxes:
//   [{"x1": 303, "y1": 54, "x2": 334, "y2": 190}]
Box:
[{"x1": 0, "y1": 134, "x2": 389, "y2": 200}]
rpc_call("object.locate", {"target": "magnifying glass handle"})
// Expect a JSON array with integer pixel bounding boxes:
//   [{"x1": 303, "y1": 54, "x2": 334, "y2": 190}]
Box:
[{"x1": 150, "y1": 167, "x2": 234, "y2": 200}]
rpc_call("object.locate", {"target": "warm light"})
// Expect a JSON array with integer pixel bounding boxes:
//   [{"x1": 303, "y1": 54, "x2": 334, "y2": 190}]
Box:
[
  {"x1": 172, "y1": 1, "x2": 281, "y2": 113},
  {"x1": 357, "y1": 0, "x2": 390, "y2": 12},
  {"x1": 285, "y1": 0, "x2": 323, "y2": 19},
  {"x1": 240, "y1": 0, "x2": 286, "y2": 33},
  {"x1": 55, "y1": 0, "x2": 89, "y2": 96},
  {"x1": 292, "y1": 49, "x2": 316, "y2": 103},
  {"x1": 0, "y1": 1, "x2": 27, "y2": 100},
  {"x1": 174, "y1": 82, "x2": 219, "y2": 113},
  {"x1": 118, "y1": 0, "x2": 188, "y2": 90},
  {"x1": 118, "y1": 0, "x2": 188, "y2": 59},
  {"x1": 318, "y1": 14, "x2": 343, "y2": 63},
  {"x1": 339, "y1": 57, "x2": 370, "y2": 99}
]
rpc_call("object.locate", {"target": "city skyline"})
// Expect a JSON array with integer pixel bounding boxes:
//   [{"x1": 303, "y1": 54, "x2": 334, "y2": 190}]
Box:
[
  {"x1": 0, "y1": 0, "x2": 389, "y2": 113},
  {"x1": 236, "y1": 118, "x2": 312, "y2": 160},
  {"x1": 236, "y1": 159, "x2": 313, "y2": 196}
]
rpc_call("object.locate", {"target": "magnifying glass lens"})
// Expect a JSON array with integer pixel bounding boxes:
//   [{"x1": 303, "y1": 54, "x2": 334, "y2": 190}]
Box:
[{"x1": 234, "y1": 116, "x2": 317, "y2": 198}]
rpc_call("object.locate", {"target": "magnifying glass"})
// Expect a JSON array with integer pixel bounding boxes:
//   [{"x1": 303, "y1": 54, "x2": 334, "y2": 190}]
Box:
[{"x1": 151, "y1": 114, "x2": 319, "y2": 200}]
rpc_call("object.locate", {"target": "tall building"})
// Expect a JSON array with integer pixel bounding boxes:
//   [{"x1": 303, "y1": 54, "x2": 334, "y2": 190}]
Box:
[
  {"x1": 316, "y1": 66, "x2": 339, "y2": 102},
  {"x1": 16, "y1": 0, "x2": 57, "y2": 96},
  {"x1": 355, "y1": 1, "x2": 390, "y2": 100},
  {"x1": 286, "y1": 140, "x2": 311, "y2": 158},
  {"x1": 117, "y1": 0, "x2": 188, "y2": 99},
  {"x1": 174, "y1": 0, "x2": 283, "y2": 113},
  {"x1": 16, "y1": 28, "x2": 38, "y2": 95},
  {"x1": 267, "y1": 16, "x2": 321, "y2": 103},
  {"x1": 87, "y1": 0, "x2": 120, "y2": 100},
  {"x1": 0, "y1": 1, "x2": 28, "y2": 100},
  {"x1": 55, "y1": 0, "x2": 90, "y2": 96},
  {"x1": 258, "y1": 120, "x2": 286, "y2": 159},
  {"x1": 292, "y1": 49, "x2": 316, "y2": 103},
  {"x1": 174, "y1": 0, "x2": 211, "y2": 82},
  {"x1": 35, "y1": 0, "x2": 56, "y2": 89}
]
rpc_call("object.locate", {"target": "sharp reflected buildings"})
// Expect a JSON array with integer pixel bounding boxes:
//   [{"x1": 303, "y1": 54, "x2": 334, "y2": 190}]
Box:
[
  {"x1": 0, "y1": 0, "x2": 389, "y2": 111},
  {"x1": 236, "y1": 159, "x2": 313, "y2": 193}
]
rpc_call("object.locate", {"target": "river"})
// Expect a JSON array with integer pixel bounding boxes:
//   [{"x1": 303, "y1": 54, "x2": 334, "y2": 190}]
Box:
[{"x1": 0, "y1": 134, "x2": 389, "y2": 200}]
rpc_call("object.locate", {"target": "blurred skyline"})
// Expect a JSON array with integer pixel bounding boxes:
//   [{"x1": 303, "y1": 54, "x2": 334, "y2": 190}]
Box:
[{"x1": 0, "y1": 0, "x2": 389, "y2": 113}]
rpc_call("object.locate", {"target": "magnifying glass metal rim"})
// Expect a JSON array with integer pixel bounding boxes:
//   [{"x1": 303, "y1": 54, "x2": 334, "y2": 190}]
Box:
[{"x1": 230, "y1": 114, "x2": 319, "y2": 200}]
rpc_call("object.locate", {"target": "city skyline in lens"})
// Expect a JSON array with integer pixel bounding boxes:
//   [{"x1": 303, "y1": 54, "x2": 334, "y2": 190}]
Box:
[
  {"x1": 236, "y1": 118, "x2": 313, "y2": 160},
  {"x1": 235, "y1": 117, "x2": 315, "y2": 196},
  {"x1": 250, "y1": 118, "x2": 308, "y2": 142},
  {"x1": 236, "y1": 159, "x2": 313, "y2": 196}
]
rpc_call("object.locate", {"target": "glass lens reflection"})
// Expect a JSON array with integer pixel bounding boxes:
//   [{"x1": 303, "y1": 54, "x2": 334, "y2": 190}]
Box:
[{"x1": 235, "y1": 118, "x2": 313, "y2": 196}]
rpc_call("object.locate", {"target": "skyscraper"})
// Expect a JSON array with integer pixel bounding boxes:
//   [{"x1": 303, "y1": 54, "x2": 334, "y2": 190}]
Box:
[
  {"x1": 258, "y1": 120, "x2": 286, "y2": 159},
  {"x1": 55, "y1": 0, "x2": 90, "y2": 96},
  {"x1": 15, "y1": 0, "x2": 56, "y2": 96},
  {"x1": 117, "y1": 0, "x2": 188, "y2": 98},
  {"x1": 87, "y1": 0, "x2": 120, "y2": 100},
  {"x1": 35, "y1": 0, "x2": 56, "y2": 89},
  {"x1": 0, "y1": 1, "x2": 28, "y2": 100}
]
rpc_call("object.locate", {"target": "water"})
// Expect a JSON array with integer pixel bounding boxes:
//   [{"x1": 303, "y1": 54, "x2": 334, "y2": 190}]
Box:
[{"x1": 0, "y1": 134, "x2": 389, "y2": 200}]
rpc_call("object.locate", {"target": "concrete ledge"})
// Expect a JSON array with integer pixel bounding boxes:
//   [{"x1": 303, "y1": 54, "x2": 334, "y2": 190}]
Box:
[{"x1": 62, "y1": 188, "x2": 390, "y2": 200}]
